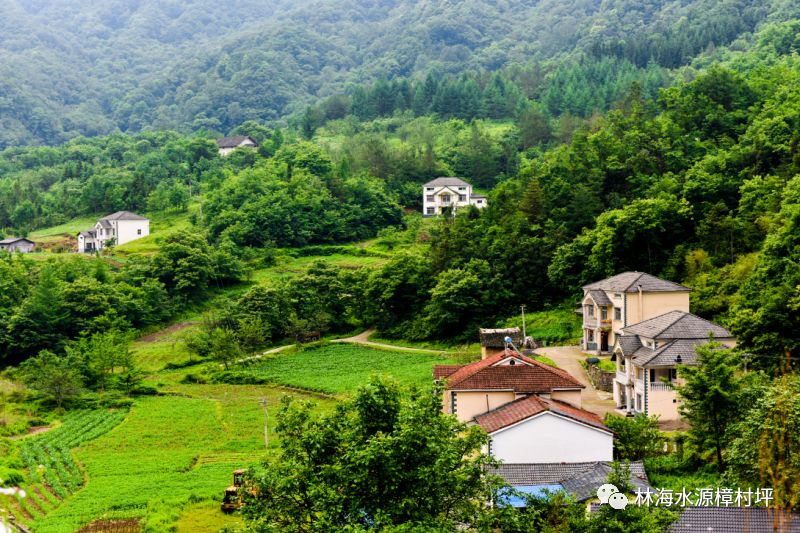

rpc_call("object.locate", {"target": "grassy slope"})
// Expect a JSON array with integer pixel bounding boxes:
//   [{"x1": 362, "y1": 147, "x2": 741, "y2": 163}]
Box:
[
  {"x1": 34, "y1": 386, "x2": 336, "y2": 533},
  {"x1": 16, "y1": 212, "x2": 581, "y2": 531}
]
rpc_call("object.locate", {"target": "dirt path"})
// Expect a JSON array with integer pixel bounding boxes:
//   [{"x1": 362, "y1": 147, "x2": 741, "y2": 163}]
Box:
[
  {"x1": 228, "y1": 329, "x2": 447, "y2": 367},
  {"x1": 10, "y1": 425, "x2": 54, "y2": 440},
  {"x1": 535, "y1": 345, "x2": 617, "y2": 418},
  {"x1": 331, "y1": 329, "x2": 446, "y2": 353},
  {"x1": 138, "y1": 321, "x2": 199, "y2": 343}
]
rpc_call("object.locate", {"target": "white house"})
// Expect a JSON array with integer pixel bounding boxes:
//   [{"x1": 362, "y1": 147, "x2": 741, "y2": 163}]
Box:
[
  {"x1": 612, "y1": 310, "x2": 736, "y2": 422},
  {"x1": 216, "y1": 136, "x2": 259, "y2": 157},
  {"x1": 78, "y1": 211, "x2": 150, "y2": 253},
  {"x1": 434, "y1": 349, "x2": 611, "y2": 464},
  {"x1": 422, "y1": 177, "x2": 487, "y2": 216},
  {"x1": 474, "y1": 394, "x2": 613, "y2": 464},
  {"x1": 579, "y1": 272, "x2": 691, "y2": 354}
]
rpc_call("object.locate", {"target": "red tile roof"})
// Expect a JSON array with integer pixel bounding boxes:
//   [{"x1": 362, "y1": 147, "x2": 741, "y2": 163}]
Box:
[
  {"x1": 432, "y1": 365, "x2": 461, "y2": 380},
  {"x1": 474, "y1": 395, "x2": 609, "y2": 434},
  {"x1": 433, "y1": 349, "x2": 583, "y2": 393}
]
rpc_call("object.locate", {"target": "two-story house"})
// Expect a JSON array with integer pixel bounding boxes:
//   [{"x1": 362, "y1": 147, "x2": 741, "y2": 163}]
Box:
[
  {"x1": 612, "y1": 310, "x2": 736, "y2": 422},
  {"x1": 433, "y1": 349, "x2": 613, "y2": 463},
  {"x1": 78, "y1": 211, "x2": 150, "y2": 253},
  {"x1": 216, "y1": 136, "x2": 259, "y2": 157},
  {"x1": 580, "y1": 272, "x2": 691, "y2": 354},
  {"x1": 422, "y1": 177, "x2": 487, "y2": 216}
]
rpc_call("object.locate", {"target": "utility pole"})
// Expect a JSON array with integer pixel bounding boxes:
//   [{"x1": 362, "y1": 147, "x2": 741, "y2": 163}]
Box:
[
  {"x1": 521, "y1": 304, "x2": 527, "y2": 340},
  {"x1": 259, "y1": 398, "x2": 269, "y2": 449}
]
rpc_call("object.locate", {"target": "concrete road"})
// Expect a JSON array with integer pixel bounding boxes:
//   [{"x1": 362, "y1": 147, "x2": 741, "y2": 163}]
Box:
[{"x1": 535, "y1": 345, "x2": 617, "y2": 419}]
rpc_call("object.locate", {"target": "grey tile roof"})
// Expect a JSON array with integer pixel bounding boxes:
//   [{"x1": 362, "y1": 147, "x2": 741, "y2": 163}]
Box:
[
  {"x1": 668, "y1": 507, "x2": 800, "y2": 532},
  {"x1": 615, "y1": 335, "x2": 643, "y2": 357},
  {"x1": 560, "y1": 462, "x2": 652, "y2": 502},
  {"x1": 479, "y1": 328, "x2": 521, "y2": 347},
  {"x1": 631, "y1": 339, "x2": 725, "y2": 367},
  {"x1": 102, "y1": 211, "x2": 149, "y2": 221},
  {"x1": 622, "y1": 311, "x2": 732, "y2": 340},
  {"x1": 583, "y1": 272, "x2": 691, "y2": 293},
  {"x1": 97, "y1": 219, "x2": 113, "y2": 228},
  {"x1": 587, "y1": 290, "x2": 612, "y2": 306},
  {"x1": 423, "y1": 177, "x2": 470, "y2": 188},
  {"x1": 0, "y1": 237, "x2": 32, "y2": 244},
  {"x1": 491, "y1": 461, "x2": 650, "y2": 502},
  {"x1": 79, "y1": 230, "x2": 96, "y2": 238},
  {"x1": 217, "y1": 135, "x2": 258, "y2": 148}
]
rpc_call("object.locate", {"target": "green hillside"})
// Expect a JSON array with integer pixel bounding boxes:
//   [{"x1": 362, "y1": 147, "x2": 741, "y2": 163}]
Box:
[{"x1": 4, "y1": 0, "x2": 800, "y2": 146}]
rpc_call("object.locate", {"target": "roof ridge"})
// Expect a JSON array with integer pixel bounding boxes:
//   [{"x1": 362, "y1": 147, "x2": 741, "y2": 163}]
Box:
[{"x1": 623, "y1": 272, "x2": 645, "y2": 291}]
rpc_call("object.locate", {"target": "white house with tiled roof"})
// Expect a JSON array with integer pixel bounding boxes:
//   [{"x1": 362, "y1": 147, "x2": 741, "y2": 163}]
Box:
[
  {"x1": 474, "y1": 394, "x2": 613, "y2": 463},
  {"x1": 216, "y1": 135, "x2": 258, "y2": 157},
  {"x1": 433, "y1": 349, "x2": 612, "y2": 463},
  {"x1": 612, "y1": 310, "x2": 736, "y2": 421},
  {"x1": 78, "y1": 211, "x2": 150, "y2": 253},
  {"x1": 580, "y1": 272, "x2": 691, "y2": 354},
  {"x1": 422, "y1": 177, "x2": 487, "y2": 216}
]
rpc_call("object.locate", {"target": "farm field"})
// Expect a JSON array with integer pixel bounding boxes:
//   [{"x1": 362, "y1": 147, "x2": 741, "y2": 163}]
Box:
[
  {"x1": 241, "y1": 343, "x2": 471, "y2": 394},
  {"x1": 31, "y1": 386, "x2": 337, "y2": 533}
]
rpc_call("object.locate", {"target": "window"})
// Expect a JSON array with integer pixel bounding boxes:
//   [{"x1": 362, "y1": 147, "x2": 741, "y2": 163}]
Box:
[
  {"x1": 587, "y1": 304, "x2": 594, "y2": 316},
  {"x1": 601, "y1": 307, "x2": 608, "y2": 320},
  {"x1": 137, "y1": 229, "x2": 142, "y2": 235},
  {"x1": 458, "y1": 187, "x2": 466, "y2": 191},
  {"x1": 636, "y1": 394, "x2": 642, "y2": 411},
  {"x1": 426, "y1": 187, "x2": 434, "y2": 191},
  {"x1": 669, "y1": 368, "x2": 677, "y2": 381},
  {"x1": 587, "y1": 330, "x2": 594, "y2": 342},
  {"x1": 426, "y1": 195, "x2": 434, "y2": 202},
  {"x1": 458, "y1": 194, "x2": 466, "y2": 202},
  {"x1": 451, "y1": 392, "x2": 458, "y2": 414},
  {"x1": 614, "y1": 307, "x2": 621, "y2": 320},
  {"x1": 441, "y1": 194, "x2": 451, "y2": 203},
  {"x1": 477, "y1": 200, "x2": 483, "y2": 204},
  {"x1": 614, "y1": 293, "x2": 622, "y2": 298},
  {"x1": 426, "y1": 207, "x2": 435, "y2": 215}
]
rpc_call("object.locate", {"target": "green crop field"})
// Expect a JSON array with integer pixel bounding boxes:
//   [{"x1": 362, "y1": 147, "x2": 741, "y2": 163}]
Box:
[
  {"x1": 32, "y1": 386, "x2": 336, "y2": 533},
  {"x1": 242, "y1": 343, "x2": 468, "y2": 394}
]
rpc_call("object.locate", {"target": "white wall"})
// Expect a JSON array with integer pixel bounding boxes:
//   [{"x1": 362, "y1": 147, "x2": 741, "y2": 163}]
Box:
[
  {"x1": 490, "y1": 412, "x2": 613, "y2": 463},
  {"x1": 116, "y1": 219, "x2": 149, "y2": 245}
]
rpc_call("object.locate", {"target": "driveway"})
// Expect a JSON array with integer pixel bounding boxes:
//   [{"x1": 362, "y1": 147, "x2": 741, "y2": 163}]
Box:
[{"x1": 535, "y1": 345, "x2": 617, "y2": 419}]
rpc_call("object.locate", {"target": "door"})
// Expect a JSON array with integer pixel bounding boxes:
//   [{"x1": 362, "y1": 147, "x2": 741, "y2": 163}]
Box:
[{"x1": 600, "y1": 331, "x2": 609, "y2": 352}]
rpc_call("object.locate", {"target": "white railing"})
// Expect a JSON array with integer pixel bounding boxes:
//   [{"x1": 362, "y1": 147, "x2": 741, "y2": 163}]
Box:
[
  {"x1": 616, "y1": 371, "x2": 629, "y2": 385},
  {"x1": 649, "y1": 380, "x2": 676, "y2": 391}
]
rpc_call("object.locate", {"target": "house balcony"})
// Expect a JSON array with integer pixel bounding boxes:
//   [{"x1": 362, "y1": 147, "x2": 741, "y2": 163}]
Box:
[
  {"x1": 649, "y1": 380, "x2": 676, "y2": 392},
  {"x1": 599, "y1": 318, "x2": 613, "y2": 331},
  {"x1": 584, "y1": 316, "x2": 597, "y2": 328},
  {"x1": 615, "y1": 371, "x2": 629, "y2": 385}
]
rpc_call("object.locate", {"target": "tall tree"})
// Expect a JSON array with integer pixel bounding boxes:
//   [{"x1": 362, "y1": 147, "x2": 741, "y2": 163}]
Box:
[
  {"x1": 242, "y1": 377, "x2": 497, "y2": 531},
  {"x1": 676, "y1": 343, "x2": 742, "y2": 472}
]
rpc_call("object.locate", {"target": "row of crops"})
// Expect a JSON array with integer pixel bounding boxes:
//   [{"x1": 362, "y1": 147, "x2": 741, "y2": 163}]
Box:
[{"x1": 20, "y1": 410, "x2": 128, "y2": 501}]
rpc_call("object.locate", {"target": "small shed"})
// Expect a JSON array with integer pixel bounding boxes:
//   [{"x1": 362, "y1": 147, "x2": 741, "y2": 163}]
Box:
[
  {"x1": 0, "y1": 237, "x2": 35, "y2": 253},
  {"x1": 216, "y1": 136, "x2": 259, "y2": 157},
  {"x1": 479, "y1": 327, "x2": 522, "y2": 359}
]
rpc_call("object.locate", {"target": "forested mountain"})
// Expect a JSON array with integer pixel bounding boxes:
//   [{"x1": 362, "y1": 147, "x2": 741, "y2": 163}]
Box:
[{"x1": 3, "y1": 0, "x2": 800, "y2": 147}]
